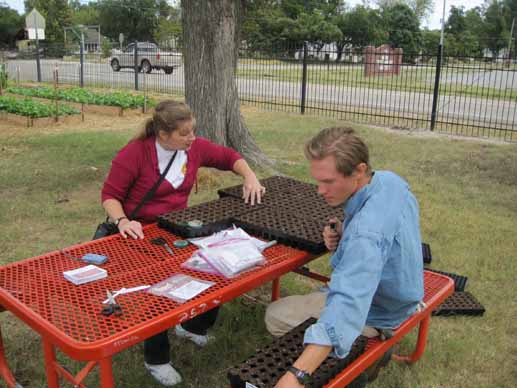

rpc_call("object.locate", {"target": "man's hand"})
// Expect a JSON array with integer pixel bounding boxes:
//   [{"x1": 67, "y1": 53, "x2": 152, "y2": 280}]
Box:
[
  {"x1": 275, "y1": 371, "x2": 304, "y2": 388},
  {"x1": 323, "y1": 218, "x2": 343, "y2": 251},
  {"x1": 118, "y1": 218, "x2": 144, "y2": 239}
]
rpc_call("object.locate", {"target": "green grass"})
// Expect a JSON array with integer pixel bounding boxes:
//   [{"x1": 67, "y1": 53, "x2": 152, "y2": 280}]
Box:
[{"x1": 0, "y1": 107, "x2": 516, "y2": 387}]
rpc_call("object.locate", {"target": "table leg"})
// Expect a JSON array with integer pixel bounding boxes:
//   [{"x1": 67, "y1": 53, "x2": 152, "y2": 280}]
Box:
[
  {"x1": 99, "y1": 356, "x2": 115, "y2": 388},
  {"x1": 0, "y1": 325, "x2": 20, "y2": 388},
  {"x1": 42, "y1": 338, "x2": 60, "y2": 388},
  {"x1": 271, "y1": 278, "x2": 280, "y2": 301},
  {"x1": 392, "y1": 315, "x2": 430, "y2": 364}
]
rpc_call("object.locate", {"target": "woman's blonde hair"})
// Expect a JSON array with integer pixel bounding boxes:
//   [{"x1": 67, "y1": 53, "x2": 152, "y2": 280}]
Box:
[
  {"x1": 134, "y1": 100, "x2": 195, "y2": 140},
  {"x1": 304, "y1": 127, "x2": 371, "y2": 176}
]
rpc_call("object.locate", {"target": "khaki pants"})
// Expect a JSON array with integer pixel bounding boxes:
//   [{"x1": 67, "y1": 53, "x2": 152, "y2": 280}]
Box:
[{"x1": 265, "y1": 291, "x2": 379, "y2": 338}]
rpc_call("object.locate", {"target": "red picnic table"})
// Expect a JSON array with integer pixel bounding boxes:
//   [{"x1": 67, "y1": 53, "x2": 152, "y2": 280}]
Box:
[{"x1": 0, "y1": 223, "x2": 314, "y2": 388}]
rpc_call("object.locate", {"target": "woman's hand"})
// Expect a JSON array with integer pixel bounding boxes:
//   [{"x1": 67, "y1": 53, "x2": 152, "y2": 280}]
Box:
[
  {"x1": 323, "y1": 218, "x2": 343, "y2": 251},
  {"x1": 118, "y1": 218, "x2": 144, "y2": 240},
  {"x1": 242, "y1": 174, "x2": 266, "y2": 206}
]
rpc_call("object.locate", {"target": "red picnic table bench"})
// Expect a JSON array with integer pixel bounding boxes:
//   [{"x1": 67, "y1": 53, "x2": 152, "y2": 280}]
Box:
[{"x1": 226, "y1": 269, "x2": 454, "y2": 387}]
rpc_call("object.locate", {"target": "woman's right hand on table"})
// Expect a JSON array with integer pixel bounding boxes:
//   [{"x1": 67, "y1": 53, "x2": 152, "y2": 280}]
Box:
[{"x1": 118, "y1": 218, "x2": 144, "y2": 239}]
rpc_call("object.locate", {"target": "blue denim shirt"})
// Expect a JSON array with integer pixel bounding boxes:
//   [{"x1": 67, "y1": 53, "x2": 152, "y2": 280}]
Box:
[{"x1": 304, "y1": 171, "x2": 424, "y2": 358}]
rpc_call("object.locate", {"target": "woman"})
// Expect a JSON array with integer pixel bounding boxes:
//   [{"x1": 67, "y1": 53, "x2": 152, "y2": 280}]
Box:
[{"x1": 101, "y1": 100, "x2": 265, "y2": 386}]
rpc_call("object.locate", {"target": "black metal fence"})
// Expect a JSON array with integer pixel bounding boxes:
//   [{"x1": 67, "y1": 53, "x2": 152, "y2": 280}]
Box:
[{"x1": 2, "y1": 41, "x2": 516, "y2": 142}]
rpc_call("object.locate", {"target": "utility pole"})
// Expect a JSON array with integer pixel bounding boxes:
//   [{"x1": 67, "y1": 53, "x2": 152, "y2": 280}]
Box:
[{"x1": 34, "y1": 12, "x2": 42, "y2": 82}]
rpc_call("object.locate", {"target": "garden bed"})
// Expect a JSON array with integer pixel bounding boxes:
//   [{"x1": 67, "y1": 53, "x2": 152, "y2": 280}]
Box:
[
  {"x1": 0, "y1": 95, "x2": 80, "y2": 127},
  {"x1": 5, "y1": 86, "x2": 154, "y2": 116}
]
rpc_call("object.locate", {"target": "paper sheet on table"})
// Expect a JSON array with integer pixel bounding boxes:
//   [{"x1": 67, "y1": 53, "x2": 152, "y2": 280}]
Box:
[{"x1": 168, "y1": 280, "x2": 213, "y2": 300}]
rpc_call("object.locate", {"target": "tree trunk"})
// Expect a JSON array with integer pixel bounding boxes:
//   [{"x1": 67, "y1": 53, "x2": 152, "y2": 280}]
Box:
[{"x1": 181, "y1": 0, "x2": 270, "y2": 166}]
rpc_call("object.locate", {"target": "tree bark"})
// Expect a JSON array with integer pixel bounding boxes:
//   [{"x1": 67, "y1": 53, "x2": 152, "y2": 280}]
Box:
[{"x1": 181, "y1": 0, "x2": 270, "y2": 166}]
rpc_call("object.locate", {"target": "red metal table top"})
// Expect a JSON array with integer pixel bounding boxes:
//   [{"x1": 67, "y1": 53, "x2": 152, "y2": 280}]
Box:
[{"x1": 0, "y1": 224, "x2": 312, "y2": 360}]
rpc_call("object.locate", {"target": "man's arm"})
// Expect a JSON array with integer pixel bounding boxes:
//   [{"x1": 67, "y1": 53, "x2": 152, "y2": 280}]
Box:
[{"x1": 275, "y1": 344, "x2": 331, "y2": 388}]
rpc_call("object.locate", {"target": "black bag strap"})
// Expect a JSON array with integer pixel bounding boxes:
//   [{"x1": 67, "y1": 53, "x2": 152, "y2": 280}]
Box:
[{"x1": 128, "y1": 150, "x2": 178, "y2": 220}]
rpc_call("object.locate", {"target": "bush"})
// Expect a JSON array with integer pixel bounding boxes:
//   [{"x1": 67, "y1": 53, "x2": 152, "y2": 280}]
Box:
[{"x1": 101, "y1": 39, "x2": 113, "y2": 58}]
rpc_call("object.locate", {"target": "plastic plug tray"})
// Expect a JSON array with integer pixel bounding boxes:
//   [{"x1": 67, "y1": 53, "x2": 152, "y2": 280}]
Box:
[
  {"x1": 432, "y1": 291, "x2": 485, "y2": 317},
  {"x1": 227, "y1": 318, "x2": 367, "y2": 388}
]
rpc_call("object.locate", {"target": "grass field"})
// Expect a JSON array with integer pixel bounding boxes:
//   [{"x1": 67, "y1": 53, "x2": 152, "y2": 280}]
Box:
[{"x1": 0, "y1": 103, "x2": 516, "y2": 387}]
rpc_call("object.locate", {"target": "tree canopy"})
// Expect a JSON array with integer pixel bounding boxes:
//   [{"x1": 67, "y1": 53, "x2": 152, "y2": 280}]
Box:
[{"x1": 0, "y1": 4, "x2": 23, "y2": 48}]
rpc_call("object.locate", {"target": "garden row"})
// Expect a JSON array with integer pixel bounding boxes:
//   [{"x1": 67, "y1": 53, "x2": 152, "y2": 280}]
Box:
[
  {"x1": 0, "y1": 95, "x2": 81, "y2": 127},
  {"x1": 1, "y1": 86, "x2": 155, "y2": 126},
  {"x1": 6, "y1": 86, "x2": 154, "y2": 109}
]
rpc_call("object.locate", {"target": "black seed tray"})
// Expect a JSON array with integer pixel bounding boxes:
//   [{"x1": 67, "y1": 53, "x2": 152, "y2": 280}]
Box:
[
  {"x1": 432, "y1": 291, "x2": 485, "y2": 317},
  {"x1": 218, "y1": 175, "x2": 317, "y2": 199},
  {"x1": 426, "y1": 269, "x2": 468, "y2": 292},
  {"x1": 422, "y1": 242, "x2": 432, "y2": 264},
  {"x1": 157, "y1": 197, "x2": 260, "y2": 238},
  {"x1": 232, "y1": 208, "x2": 327, "y2": 254},
  {"x1": 228, "y1": 318, "x2": 367, "y2": 388},
  {"x1": 276, "y1": 192, "x2": 343, "y2": 222}
]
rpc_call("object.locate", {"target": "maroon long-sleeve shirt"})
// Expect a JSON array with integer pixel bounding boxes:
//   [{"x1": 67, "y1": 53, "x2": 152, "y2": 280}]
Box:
[{"x1": 101, "y1": 136, "x2": 242, "y2": 223}]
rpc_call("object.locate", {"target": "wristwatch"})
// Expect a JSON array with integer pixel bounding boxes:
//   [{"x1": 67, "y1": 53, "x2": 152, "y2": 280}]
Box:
[
  {"x1": 114, "y1": 216, "x2": 128, "y2": 226},
  {"x1": 287, "y1": 365, "x2": 312, "y2": 385}
]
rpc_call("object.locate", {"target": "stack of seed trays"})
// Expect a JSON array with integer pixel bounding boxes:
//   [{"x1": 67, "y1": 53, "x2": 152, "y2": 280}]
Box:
[
  {"x1": 432, "y1": 291, "x2": 485, "y2": 317},
  {"x1": 227, "y1": 318, "x2": 368, "y2": 388},
  {"x1": 218, "y1": 175, "x2": 317, "y2": 199},
  {"x1": 426, "y1": 268, "x2": 485, "y2": 317},
  {"x1": 219, "y1": 176, "x2": 343, "y2": 253},
  {"x1": 232, "y1": 208, "x2": 328, "y2": 254},
  {"x1": 157, "y1": 197, "x2": 261, "y2": 238}
]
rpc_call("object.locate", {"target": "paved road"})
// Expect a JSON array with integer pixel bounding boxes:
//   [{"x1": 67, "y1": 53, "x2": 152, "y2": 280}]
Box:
[{"x1": 6, "y1": 59, "x2": 516, "y2": 131}]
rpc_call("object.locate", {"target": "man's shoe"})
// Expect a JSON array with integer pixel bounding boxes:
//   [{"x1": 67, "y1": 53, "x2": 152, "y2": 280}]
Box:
[
  {"x1": 174, "y1": 324, "x2": 213, "y2": 347},
  {"x1": 144, "y1": 362, "x2": 182, "y2": 386},
  {"x1": 366, "y1": 347, "x2": 393, "y2": 382}
]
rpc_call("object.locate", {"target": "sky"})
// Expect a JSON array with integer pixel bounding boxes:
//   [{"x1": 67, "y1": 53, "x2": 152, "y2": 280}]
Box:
[{"x1": 6, "y1": 0, "x2": 485, "y2": 30}]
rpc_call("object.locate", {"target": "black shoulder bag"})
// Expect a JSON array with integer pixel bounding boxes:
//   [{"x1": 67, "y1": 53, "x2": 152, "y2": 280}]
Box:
[{"x1": 93, "y1": 151, "x2": 178, "y2": 240}]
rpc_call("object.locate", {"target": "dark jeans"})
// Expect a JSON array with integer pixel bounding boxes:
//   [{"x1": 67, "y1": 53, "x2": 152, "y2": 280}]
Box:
[{"x1": 144, "y1": 307, "x2": 219, "y2": 365}]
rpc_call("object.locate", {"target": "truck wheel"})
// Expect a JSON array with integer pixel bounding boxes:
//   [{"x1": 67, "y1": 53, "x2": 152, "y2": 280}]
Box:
[
  {"x1": 111, "y1": 59, "x2": 121, "y2": 72},
  {"x1": 141, "y1": 60, "x2": 152, "y2": 74},
  {"x1": 164, "y1": 67, "x2": 173, "y2": 74}
]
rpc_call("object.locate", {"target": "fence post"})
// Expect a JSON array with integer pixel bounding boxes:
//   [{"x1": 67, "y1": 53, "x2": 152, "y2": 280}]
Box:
[
  {"x1": 430, "y1": 44, "x2": 443, "y2": 131},
  {"x1": 53, "y1": 65, "x2": 59, "y2": 122},
  {"x1": 80, "y1": 34, "x2": 84, "y2": 88},
  {"x1": 35, "y1": 38, "x2": 42, "y2": 82},
  {"x1": 134, "y1": 41, "x2": 139, "y2": 91},
  {"x1": 300, "y1": 41, "x2": 308, "y2": 114}
]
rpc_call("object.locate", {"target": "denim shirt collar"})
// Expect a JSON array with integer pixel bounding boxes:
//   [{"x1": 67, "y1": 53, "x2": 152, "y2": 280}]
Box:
[{"x1": 344, "y1": 172, "x2": 378, "y2": 218}]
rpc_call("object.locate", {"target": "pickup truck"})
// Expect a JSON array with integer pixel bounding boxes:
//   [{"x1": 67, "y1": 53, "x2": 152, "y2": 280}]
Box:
[{"x1": 110, "y1": 42, "x2": 182, "y2": 74}]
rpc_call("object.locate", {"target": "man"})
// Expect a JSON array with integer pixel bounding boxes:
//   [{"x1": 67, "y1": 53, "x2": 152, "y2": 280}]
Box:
[{"x1": 266, "y1": 127, "x2": 424, "y2": 387}]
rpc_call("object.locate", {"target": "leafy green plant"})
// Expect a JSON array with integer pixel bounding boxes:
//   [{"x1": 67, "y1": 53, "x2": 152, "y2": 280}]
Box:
[
  {"x1": 6, "y1": 86, "x2": 155, "y2": 109},
  {"x1": 0, "y1": 96, "x2": 79, "y2": 118},
  {"x1": 0, "y1": 64, "x2": 7, "y2": 89}
]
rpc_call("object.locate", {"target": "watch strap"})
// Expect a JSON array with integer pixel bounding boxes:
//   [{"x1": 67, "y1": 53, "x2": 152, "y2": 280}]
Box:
[
  {"x1": 287, "y1": 365, "x2": 312, "y2": 385},
  {"x1": 114, "y1": 216, "x2": 128, "y2": 226}
]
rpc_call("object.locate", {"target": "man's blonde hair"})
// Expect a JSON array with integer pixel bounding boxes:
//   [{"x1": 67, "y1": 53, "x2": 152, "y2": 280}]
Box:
[{"x1": 304, "y1": 127, "x2": 371, "y2": 176}]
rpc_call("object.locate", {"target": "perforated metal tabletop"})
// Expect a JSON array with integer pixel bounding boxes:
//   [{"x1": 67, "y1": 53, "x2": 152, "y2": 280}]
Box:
[{"x1": 0, "y1": 223, "x2": 311, "y2": 363}]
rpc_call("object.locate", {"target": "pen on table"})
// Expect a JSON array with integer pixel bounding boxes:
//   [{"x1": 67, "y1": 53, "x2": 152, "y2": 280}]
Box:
[{"x1": 260, "y1": 240, "x2": 277, "y2": 252}]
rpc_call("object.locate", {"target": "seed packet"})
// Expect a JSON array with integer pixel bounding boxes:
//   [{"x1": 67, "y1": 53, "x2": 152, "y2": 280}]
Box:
[
  {"x1": 181, "y1": 252, "x2": 220, "y2": 275},
  {"x1": 197, "y1": 240, "x2": 265, "y2": 278}
]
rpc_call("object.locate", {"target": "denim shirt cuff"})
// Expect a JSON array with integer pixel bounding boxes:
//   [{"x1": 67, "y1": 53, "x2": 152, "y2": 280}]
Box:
[{"x1": 303, "y1": 323, "x2": 349, "y2": 359}]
